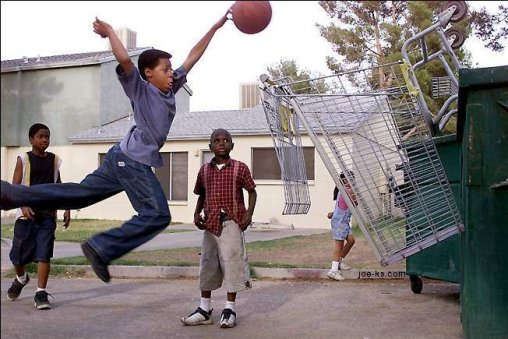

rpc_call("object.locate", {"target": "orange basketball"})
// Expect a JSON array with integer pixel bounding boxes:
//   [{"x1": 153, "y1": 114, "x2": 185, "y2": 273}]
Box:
[{"x1": 231, "y1": 1, "x2": 272, "y2": 34}]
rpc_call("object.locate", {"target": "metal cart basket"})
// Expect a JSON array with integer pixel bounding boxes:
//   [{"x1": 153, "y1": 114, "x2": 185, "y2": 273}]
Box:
[{"x1": 260, "y1": 61, "x2": 463, "y2": 266}]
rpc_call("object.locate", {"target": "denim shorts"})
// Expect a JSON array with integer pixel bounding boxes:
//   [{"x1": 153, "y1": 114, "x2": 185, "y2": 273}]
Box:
[
  {"x1": 331, "y1": 208, "x2": 353, "y2": 241},
  {"x1": 199, "y1": 220, "x2": 252, "y2": 293},
  {"x1": 9, "y1": 214, "x2": 56, "y2": 265}
]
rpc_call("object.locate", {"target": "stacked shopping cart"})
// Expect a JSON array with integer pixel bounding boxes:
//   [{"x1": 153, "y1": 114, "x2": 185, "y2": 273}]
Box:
[{"x1": 259, "y1": 1, "x2": 467, "y2": 266}]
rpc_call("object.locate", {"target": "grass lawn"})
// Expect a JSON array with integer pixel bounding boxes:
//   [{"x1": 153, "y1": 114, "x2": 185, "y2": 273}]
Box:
[
  {"x1": 1, "y1": 219, "x2": 405, "y2": 277},
  {"x1": 1, "y1": 218, "x2": 190, "y2": 242}
]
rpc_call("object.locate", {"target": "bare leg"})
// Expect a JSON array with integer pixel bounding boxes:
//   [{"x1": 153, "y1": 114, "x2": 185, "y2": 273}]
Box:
[
  {"x1": 201, "y1": 290, "x2": 211, "y2": 298},
  {"x1": 14, "y1": 264, "x2": 26, "y2": 278},
  {"x1": 227, "y1": 292, "x2": 236, "y2": 302},
  {"x1": 340, "y1": 234, "x2": 356, "y2": 259},
  {"x1": 332, "y1": 239, "x2": 345, "y2": 261},
  {"x1": 37, "y1": 261, "x2": 50, "y2": 289}
]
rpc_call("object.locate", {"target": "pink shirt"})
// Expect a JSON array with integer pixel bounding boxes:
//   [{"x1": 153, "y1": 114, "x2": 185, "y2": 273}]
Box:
[{"x1": 338, "y1": 194, "x2": 349, "y2": 211}]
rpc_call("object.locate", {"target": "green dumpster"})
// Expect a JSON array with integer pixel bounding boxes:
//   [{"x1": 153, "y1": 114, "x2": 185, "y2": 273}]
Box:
[
  {"x1": 406, "y1": 134, "x2": 462, "y2": 294},
  {"x1": 458, "y1": 65, "x2": 508, "y2": 339}
]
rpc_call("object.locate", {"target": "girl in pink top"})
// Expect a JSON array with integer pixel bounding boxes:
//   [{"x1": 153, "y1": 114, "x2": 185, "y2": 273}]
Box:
[{"x1": 327, "y1": 171, "x2": 357, "y2": 281}]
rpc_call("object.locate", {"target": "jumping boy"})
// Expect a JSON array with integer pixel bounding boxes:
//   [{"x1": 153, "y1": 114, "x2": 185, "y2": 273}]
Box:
[
  {"x1": 1, "y1": 12, "x2": 230, "y2": 283},
  {"x1": 181, "y1": 129, "x2": 257, "y2": 328},
  {"x1": 6, "y1": 123, "x2": 71, "y2": 309}
]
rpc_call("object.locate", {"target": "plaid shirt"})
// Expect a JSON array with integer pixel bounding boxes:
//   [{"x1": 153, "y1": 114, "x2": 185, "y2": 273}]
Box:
[{"x1": 194, "y1": 158, "x2": 256, "y2": 236}]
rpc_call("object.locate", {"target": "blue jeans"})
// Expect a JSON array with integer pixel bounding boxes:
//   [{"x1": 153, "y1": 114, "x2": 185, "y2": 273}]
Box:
[{"x1": 1, "y1": 144, "x2": 170, "y2": 263}]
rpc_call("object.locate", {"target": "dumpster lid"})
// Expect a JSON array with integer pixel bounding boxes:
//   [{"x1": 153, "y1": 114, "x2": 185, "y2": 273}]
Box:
[{"x1": 457, "y1": 65, "x2": 508, "y2": 141}]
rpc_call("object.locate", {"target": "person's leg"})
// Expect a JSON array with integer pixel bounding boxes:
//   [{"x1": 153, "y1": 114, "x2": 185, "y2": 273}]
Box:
[
  {"x1": 218, "y1": 221, "x2": 250, "y2": 328},
  {"x1": 332, "y1": 239, "x2": 344, "y2": 262},
  {"x1": 13, "y1": 264, "x2": 26, "y2": 278},
  {"x1": 328, "y1": 239, "x2": 345, "y2": 279},
  {"x1": 32, "y1": 215, "x2": 57, "y2": 309},
  {"x1": 340, "y1": 234, "x2": 356, "y2": 259},
  {"x1": 86, "y1": 147, "x2": 170, "y2": 264},
  {"x1": 220, "y1": 291, "x2": 238, "y2": 328},
  {"x1": 338, "y1": 220, "x2": 355, "y2": 270},
  {"x1": 1, "y1": 145, "x2": 123, "y2": 211},
  {"x1": 181, "y1": 232, "x2": 218, "y2": 326},
  {"x1": 199, "y1": 290, "x2": 212, "y2": 314},
  {"x1": 329, "y1": 212, "x2": 345, "y2": 274},
  {"x1": 7, "y1": 219, "x2": 34, "y2": 300},
  {"x1": 37, "y1": 261, "x2": 50, "y2": 289},
  {"x1": 328, "y1": 212, "x2": 346, "y2": 281}
]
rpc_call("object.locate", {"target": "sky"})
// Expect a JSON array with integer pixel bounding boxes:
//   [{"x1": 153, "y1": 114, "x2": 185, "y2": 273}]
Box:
[{"x1": 1, "y1": 1, "x2": 507, "y2": 112}]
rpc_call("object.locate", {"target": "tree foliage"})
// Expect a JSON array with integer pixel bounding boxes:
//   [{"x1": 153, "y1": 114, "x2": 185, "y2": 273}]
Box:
[
  {"x1": 470, "y1": 4, "x2": 508, "y2": 52},
  {"x1": 266, "y1": 58, "x2": 329, "y2": 94},
  {"x1": 315, "y1": 1, "x2": 506, "y2": 134}
]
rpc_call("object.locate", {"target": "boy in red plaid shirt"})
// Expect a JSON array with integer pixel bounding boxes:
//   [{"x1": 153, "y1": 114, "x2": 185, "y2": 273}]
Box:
[{"x1": 182, "y1": 128, "x2": 257, "y2": 328}]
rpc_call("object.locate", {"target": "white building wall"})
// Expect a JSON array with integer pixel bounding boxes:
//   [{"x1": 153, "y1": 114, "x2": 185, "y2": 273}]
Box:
[{"x1": 1, "y1": 133, "x2": 346, "y2": 230}]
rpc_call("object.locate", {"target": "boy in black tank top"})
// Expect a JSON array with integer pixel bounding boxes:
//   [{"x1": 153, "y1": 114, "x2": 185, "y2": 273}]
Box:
[{"x1": 6, "y1": 123, "x2": 70, "y2": 310}]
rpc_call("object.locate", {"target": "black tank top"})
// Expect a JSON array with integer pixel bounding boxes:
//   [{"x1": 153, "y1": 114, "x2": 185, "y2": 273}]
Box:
[{"x1": 26, "y1": 151, "x2": 56, "y2": 216}]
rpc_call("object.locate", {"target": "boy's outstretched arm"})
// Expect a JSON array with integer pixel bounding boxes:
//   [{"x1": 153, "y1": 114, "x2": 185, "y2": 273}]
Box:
[
  {"x1": 93, "y1": 17, "x2": 133, "y2": 75},
  {"x1": 182, "y1": 9, "x2": 230, "y2": 73}
]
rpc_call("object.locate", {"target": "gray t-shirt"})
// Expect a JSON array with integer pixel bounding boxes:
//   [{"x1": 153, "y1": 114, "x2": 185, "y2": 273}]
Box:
[{"x1": 116, "y1": 64, "x2": 187, "y2": 167}]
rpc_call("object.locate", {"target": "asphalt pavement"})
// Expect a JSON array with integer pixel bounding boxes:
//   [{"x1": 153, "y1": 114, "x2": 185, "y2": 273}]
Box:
[
  {"x1": 1, "y1": 220, "x2": 462, "y2": 338},
  {"x1": 1, "y1": 277, "x2": 462, "y2": 339}
]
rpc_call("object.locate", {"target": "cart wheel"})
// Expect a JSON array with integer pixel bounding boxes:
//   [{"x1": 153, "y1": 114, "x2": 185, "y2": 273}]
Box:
[
  {"x1": 445, "y1": 27, "x2": 466, "y2": 49},
  {"x1": 410, "y1": 275, "x2": 423, "y2": 294},
  {"x1": 441, "y1": 1, "x2": 468, "y2": 22}
]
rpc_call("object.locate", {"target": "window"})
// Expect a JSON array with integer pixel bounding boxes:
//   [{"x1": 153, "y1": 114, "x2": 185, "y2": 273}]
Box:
[
  {"x1": 201, "y1": 150, "x2": 214, "y2": 165},
  {"x1": 98, "y1": 151, "x2": 188, "y2": 201},
  {"x1": 252, "y1": 147, "x2": 314, "y2": 180},
  {"x1": 157, "y1": 152, "x2": 188, "y2": 201}
]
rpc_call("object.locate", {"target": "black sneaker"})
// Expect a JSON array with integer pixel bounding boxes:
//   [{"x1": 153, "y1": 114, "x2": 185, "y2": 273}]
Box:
[
  {"x1": 220, "y1": 308, "x2": 237, "y2": 328},
  {"x1": 81, "y1": 242, "x2": 111, "y2": 283},
  {"x1": 7, "y1": 275, "x2": 30, "y2": 301},
  {"x1": 34, "y1": 290, "x2": 53, "y2": 310}
]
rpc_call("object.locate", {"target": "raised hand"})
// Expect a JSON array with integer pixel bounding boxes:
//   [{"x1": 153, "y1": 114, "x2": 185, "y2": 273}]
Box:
[
  {"x1": 213, "y1": 7, "x2": 232, "y2": 30},
  {"x1": 93, "y1": 17, "x2": 113, "y2": 39}
]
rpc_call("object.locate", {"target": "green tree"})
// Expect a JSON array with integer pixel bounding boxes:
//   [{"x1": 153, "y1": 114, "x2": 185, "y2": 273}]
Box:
[
  {"x1": 266, "y1": 58, "x2": 329, "y2": 94},
  {"x1": 316, "y1": 1, "x2": 506, "y2": 134},
  {"x1": 470, "y1": 4, "x2": 508, "y2": 52}
]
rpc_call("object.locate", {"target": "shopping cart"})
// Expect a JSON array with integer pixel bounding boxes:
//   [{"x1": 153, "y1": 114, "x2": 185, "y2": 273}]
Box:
[
  {"x1": 260, "y1": 62, "x2": 463, "y2": 266},
  {"x1": 260, "y1": 75, "x2": 312, "y2": 215},
  {"x1": 401, "y1": 1, "x2": 467, "y2": 134},
  {"x1": 259, "y1": 2, "x2": 466, "y2": 266}
]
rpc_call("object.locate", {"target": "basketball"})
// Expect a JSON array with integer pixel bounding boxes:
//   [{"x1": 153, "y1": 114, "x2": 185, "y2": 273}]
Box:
[{"x1": 231, "y1": 1, "x2": 272, "y2": 34}]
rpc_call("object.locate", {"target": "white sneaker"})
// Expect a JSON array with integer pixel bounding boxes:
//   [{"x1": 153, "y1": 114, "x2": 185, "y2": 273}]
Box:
[
  {"x1": 327, "y1": 270, "x2": 345, "y2": 281},
  {"x1": 181, "y1": 307, "x2": 213, "y2": 326},
  {"x1": 220, "y1": 308, "x2": 236, "y2": 328},
  {"x1": 339, "y1": 261, "x2": 351, "y2": 270}
]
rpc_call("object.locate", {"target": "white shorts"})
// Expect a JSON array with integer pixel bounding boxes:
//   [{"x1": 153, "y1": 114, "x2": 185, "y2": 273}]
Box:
[{"x1": 199, "y1": 220, "x2": 252, "y2": 293}]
